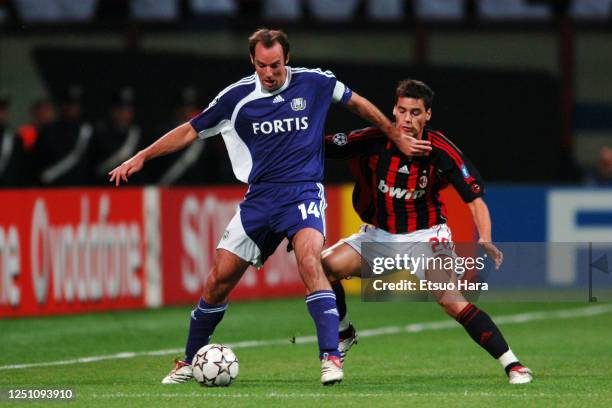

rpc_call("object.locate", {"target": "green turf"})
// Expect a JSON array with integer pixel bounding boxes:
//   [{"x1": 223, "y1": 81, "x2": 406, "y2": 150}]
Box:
[{"x1": 1, "y1": 300, "x2": 611, "y2": 407}]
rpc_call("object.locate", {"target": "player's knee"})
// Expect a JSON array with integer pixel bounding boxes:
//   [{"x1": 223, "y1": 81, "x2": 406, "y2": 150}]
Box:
[
  {"x1": 321, "y1": 253, "x2": 343, "y2": 280},
  {"x1": 320, "y1": 257, "x2": 335, "y2": 278}
]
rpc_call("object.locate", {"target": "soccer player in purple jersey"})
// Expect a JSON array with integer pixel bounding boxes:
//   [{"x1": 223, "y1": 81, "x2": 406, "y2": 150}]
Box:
[{"x1": 109, "y1": 29, "x2": 431, "y2": 385}]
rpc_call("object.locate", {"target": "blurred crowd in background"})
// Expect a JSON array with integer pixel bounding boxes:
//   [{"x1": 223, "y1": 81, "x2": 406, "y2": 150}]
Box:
[
  {"x1": 0, "y1": 85, "x2": 233, "y2": 187},
  {"x1": 1, "y1": 0, "x2": 612, "y2": 188},
  {"x1": 0, "y1": 0, "x2": 611, "y2": 27},
  {"x1": 4, "y1": 81, "x2": 609, "y2": 188}
]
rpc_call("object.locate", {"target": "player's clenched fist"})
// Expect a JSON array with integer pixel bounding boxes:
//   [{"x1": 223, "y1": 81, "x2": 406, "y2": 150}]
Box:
[{"x1": 108, "y1": 151, "x2": 145, "y2": 186}]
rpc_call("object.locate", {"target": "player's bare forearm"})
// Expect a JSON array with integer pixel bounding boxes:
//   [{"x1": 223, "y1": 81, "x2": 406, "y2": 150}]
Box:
[
  {"x1": 109, "y1": 122, "x2": 197, "y2": 186},
  {"x1": 141, "y1": 122, "x2": 198, "y2": 161},
  {"x1": 344, "y1": 92, "x2": 431, "y2": 156},
  {"x1": 467, "y1": 198, "x2": 492, "y2": 242},
  {"x1": 468, "y1": 197, "x2": 503, "y2": 268}
]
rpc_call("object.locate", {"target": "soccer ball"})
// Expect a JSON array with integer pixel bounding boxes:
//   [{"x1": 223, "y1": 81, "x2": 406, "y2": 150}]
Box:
[{"x1": 191, "y1": 344, "x2": 239, "y2": 387}]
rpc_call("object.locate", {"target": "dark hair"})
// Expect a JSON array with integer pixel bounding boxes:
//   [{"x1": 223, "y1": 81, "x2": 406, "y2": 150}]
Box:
[
  {"x1": 248, "y1": 28, "x2": 290, "y2": 62},
  {"x1": 395, "y1": 79, "x2": 434, "y2": 110}
]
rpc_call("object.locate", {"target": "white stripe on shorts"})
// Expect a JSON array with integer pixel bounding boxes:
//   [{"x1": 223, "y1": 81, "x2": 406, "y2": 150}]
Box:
[{"x1": 316, "y1": 182, "x2": 327, "y2": 237}]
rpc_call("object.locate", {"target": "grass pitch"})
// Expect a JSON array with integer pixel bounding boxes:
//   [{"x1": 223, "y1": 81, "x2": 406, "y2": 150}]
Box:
[{"x1": 1, "y1": 299, "x2": 611, "y2": 407}]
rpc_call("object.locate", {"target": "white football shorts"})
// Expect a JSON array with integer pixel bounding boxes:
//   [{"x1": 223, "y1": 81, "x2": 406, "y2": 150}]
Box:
[{"x1": 341, "y1": 223, "x2": 459, "y2": 280}]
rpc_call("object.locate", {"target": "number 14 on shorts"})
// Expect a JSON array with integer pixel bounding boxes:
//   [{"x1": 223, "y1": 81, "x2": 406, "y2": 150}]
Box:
[{"x1": 298, "y1": 202, "x2": 321, "y2": 220}]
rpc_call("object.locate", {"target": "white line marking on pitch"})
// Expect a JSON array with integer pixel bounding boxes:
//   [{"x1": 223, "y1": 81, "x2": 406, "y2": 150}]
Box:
[
  {"x1": 1, "y1": 304, "x2": 611, "y2": 370},
  {"x1": 90, "y1": 391, "x2": 599, "y2": 399}
]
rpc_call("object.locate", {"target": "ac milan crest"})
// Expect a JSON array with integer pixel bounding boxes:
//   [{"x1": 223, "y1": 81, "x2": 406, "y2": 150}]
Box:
[{"x1": 418, "y1": 175, "x2": 428, "y2": 188}]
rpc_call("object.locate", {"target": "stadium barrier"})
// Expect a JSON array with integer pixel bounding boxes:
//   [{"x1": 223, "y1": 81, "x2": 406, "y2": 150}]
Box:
[
  {"x1": 0, "y1": 185, "x2": 471, "y2": 317},
  {"x1": 4, "y1": 185, "x2": 608, "y2": 317},
  {"x1": 0, "y1": 186, "x2": 344, "y2": 317},
  {"x1": 0, "y1": 189, "x2": 148, "y2": 317}
]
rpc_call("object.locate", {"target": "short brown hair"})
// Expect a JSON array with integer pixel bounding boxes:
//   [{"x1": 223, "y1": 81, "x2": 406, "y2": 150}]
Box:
[
  {"x1": 248, "y1": 28, "x2": 290, "y2": 61},
  {"x1": 395, "y1": 79, "x2": 434, "y2": 110}
]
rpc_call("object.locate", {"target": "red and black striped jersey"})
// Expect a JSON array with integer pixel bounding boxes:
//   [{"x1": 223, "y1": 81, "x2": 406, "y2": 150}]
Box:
[{"x1": 325, "y1": 126, "x2": 484, "y2": 234}]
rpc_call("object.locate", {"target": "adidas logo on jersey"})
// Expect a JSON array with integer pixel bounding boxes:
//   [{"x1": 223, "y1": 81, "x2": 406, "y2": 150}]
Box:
[
  {"x1": 272, "y1": 95, "x2": 285, "y2": 104},
  {"x1": 398, "y1": 165, "x2": 410, "y2": 174}
]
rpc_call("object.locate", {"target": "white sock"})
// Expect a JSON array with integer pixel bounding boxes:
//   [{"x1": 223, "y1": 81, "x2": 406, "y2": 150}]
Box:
[
  {"x1": 339, "y1": 314, "x2": 351, "y2": 332},
  {"x1": 498, "y1": 348, "x2": 519, "y2": 368}
]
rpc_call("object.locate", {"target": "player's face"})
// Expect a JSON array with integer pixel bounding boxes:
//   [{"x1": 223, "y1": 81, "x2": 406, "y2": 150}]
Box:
[
  {"x1": 393, "y1": 97, "x2": 431, "y2": 139},
  {"x1": 251, "y1": 42, "x2": 288, "y2": 91}
]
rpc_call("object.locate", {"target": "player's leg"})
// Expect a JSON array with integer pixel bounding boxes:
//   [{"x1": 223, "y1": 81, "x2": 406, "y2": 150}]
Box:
[
  {"x1": 184, "y1": 249, "x2": 250, "y2": 363},
  {"x1": 293, "y1": 229, "x2": 340, "y2": 357},
  {"x1": 163, "y1": 205, "x2": 261, "y2": 384},
  {"x1": 293, "y1": 227, "x2": 330, "y2": 292},
  {"x1": 183, "y1": 199, "x2": 278, "y2": 364},
  {"x1": 424, "y1": 254, "x2": 532, "y2": 384},
  {"x1": 452, "y1": 300, "x2": 533, "y2": 384},
  {"x1": 321, "y1": 241, "x2": 362, "y2": 362},
  {"x1": 292, "y1": 227, "x2": 343, "y2": 385},
  {"x1": 322, "y1": 242, "x2": 359, "y2": 336},
  {"x1": 278, "y1": 182, "x2": 347, "y2": 384},
  {"x1": 162, "y1": 249, "x2": 249, "y2": 384}
]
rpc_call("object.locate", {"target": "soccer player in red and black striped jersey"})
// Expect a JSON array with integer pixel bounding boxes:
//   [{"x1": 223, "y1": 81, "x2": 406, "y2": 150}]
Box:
[{"x1": 322, "y1": 79, "x2": 533, "y2": 385}]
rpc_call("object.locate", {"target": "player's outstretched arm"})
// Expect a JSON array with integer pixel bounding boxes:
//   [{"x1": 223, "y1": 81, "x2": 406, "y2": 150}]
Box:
[
  {"x1": 108, "y1": 122, "x2": 198, "y2": 186},
  {"x1": 344, "y1": 91, "x2": 431, "y2": 156},
  {"x1": 467, "y1": 197, "x2": 503, "y2": 269}
]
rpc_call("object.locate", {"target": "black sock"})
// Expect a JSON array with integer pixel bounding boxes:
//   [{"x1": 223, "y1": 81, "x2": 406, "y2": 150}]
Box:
[
  {"x1": 331, "y1": 281, "x2": 347, "y2": 322},
  {"x1": 331, "y1": 280, "x2": 354, "y2": 337},
  {"x1": 456, "y1": 303, "x2": 511, "y2": 360}
]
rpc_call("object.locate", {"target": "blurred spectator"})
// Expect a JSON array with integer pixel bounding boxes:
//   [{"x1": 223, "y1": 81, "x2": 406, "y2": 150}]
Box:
[
  {"x1": 308, "y1": 0, "x2": 360, "y2": 21},
  {"x1": 416, "y1": 0, "x2": 464, "y2": 20},
  {"x1": 130, "y1": 0, "x2": 179, "y2": 21},
  {"x1": 175, "y1": 87, "x2": 200, "y2": 123},
  {"x1": 189, "y1": 0, "x2": 237, "y2": 16},
  {"x1": 33, "y1": 85, "x2": 94, "y2": 187},
  {"x1": 262, "y1": 0, "x2": 302, "y2": 21},
  {"x1": 0, "y1": 95, "x2": 9, "y2": 126},
  {"x1": 0, "y1": 96, "x2": 29, "y2": 187},
  {"x1": 91, "y1": 87, "x2": 145, "y2": 185},
  {"x1": 148, "y1": 86, "x2": 232, "y2": 185},
  {"x1": 0, "y1": 1, "x2": 10, "y2": 26},
  {"x1": 17, "y1": 98, "x2": 56, "y2": 152},
  {"x1": 478, "y1": 0, "x2": 551, "y2": 20},
  {"x1": 14, "y1": 0, "x2": 97, "y2": 23},
  {"x1": 268, "y1": 0, "x2": 404, "y2": 22},
  {"x1": 366, "y1": 0, "x2": 403, "y2": 21},
  {"x1": 156, "y1": 86, "x2": 205, "y2": 185}
]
